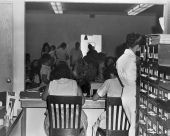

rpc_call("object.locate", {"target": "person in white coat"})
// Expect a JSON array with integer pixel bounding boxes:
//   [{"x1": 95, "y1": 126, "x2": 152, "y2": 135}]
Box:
[{"x1": 116, "y1": 33, "x2": 143, "y2": 136}]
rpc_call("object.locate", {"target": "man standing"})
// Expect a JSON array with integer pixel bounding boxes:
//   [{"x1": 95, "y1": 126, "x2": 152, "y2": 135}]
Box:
[
  {"x1": 116, "y1": 33, "x2": 143, "y2": 136},
  {"x1": 70, "y1": 42, "x2": 83, "y2": 70}
]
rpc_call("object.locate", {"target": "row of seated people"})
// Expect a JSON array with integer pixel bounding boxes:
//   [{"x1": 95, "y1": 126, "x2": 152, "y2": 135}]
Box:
[
  {"x1": 40, "y1": 59, "x2": 124, "y2": 136},
  {"x1": 25, "y1": 49, "x2": 117, "y2": 95}
]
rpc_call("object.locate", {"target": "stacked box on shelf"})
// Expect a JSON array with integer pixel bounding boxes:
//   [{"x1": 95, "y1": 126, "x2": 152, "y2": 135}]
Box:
[
  {"x1": 137, "y1": 34, "x2": 170, "y2": 136},
  {"x1": 157, "y1": 82, "x2": 170, "y2": 136}
]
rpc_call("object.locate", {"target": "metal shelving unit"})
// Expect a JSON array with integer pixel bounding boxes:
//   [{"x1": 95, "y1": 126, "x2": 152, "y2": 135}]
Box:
[{"x1": 137, "y1": 34, "x2": 170, "y2": 136}]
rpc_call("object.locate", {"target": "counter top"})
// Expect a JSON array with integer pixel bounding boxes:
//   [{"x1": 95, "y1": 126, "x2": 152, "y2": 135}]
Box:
[
  {"x1": 20, "y1": 98, "x2": 105, "y2": 109},
  {"x1": 0, "y1": 110, "x2": 23, "y2": 136}
]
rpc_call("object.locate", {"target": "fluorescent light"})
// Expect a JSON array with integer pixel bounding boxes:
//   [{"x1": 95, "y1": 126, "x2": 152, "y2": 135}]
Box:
[
  {"x1": 127, "y1": 4, "x2": 154, "y2": 16},
  {"x1": 51, "y1": 2, "x2": 63, "y2": 14}
]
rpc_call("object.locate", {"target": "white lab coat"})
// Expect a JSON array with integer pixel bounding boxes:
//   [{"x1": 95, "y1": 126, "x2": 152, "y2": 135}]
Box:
[{"x1": 116, "y1": 49, "x2": 137, "y2": 136}]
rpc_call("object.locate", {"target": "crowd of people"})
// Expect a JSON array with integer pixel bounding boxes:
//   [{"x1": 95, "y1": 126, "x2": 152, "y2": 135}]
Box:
[
  {"x1": 25, "y1": 41, "x2": 117, "y2": 93},
  {"x1": 25, "y1": 32, "x2": 145, "y2": 136}
]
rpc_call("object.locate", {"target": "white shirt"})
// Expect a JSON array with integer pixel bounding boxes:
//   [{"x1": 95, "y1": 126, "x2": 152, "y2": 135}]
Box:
[
  {"x1": 116, "y1": 49, "x2": 137, "y2": 87},
  {"x1": 48, "y1": 78, "x2": 78, "y2": 96},
  {"x1": 56, "y1": 48, "x2": 68, "y2": 62},
  {"x1": 97, "y1": 78, "x2": 122, "y2": 97},
  {"x1": 70, "y1": 48, "x2": 83, "y2": 65},
  {"x1": 40, "y1": 64, "x2": 51, "y2": 85}
]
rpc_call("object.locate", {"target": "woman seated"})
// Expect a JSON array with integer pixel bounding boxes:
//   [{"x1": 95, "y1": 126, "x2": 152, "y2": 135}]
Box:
[
  {"x1": 92, "y1": 65, "x2": 123, "y2": 136},
  {"x1": 42, "y1": 63, "x2": 88, "y2": 136},
  {"x1": 103, "y1": 56, "x2": 117, "y2": 80}
]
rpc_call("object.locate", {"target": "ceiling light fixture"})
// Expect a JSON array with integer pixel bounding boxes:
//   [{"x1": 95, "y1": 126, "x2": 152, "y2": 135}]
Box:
[
  {"x1": 51, "y1": 2, "x2": 63, "y2": 14},
  {"x1": 127, "y1": 3, "x2": 154, "y2": 15}
]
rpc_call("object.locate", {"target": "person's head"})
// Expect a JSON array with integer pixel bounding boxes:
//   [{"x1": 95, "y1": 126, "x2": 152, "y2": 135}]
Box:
[
  {"x1": 50, "y1": 45, "x2": 56, "y2": 51},
  {"x1": 26, "y1": 53, "x2": 31, "y2": 64},
  {"x1": 41, "y1": 54, "x2": 52, "y2": 66},
  {"x1": 59, "y1": 42, "x2": 67, "y2": 49},
  {"x1": 53, "y1": 63, "x2": 71, "y2": 80},
  {"x1": 75, "y1": 42, "x2": 80, "y2": 49},
  {"x1": 42, "y1": 42, "x2": 50, "y2": 53},
  {"x1": 104, "y1": 56, "x2": 116, "y2": 68},
  {"x1": 126, "y1": 33, "x2": 144, "y2": 53},
  {"x1": 31, "y1": 59, "x2": 40, "y2": 68},
  {"x1": 31, "y1": 59, "x2": 41, "y2": 73},
  {"x1": 88, "y1": 44, "x2": 93, "y2": 51},
  {"x1": 103, "y1": 65, "x2": 118, "y2": 80}
]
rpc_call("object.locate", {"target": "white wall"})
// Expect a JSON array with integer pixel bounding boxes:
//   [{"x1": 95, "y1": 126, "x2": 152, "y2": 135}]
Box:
[{"x1": 26, "y1": 13, "x2": 156, "y2": 60}]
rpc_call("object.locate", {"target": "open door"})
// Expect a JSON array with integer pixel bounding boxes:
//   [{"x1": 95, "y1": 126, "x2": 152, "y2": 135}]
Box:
[{"x1": 81, "y1": 34, "x2": 102, "y2": 56}]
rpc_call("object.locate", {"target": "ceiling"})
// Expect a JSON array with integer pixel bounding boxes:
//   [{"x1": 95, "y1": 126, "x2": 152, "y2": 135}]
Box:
[{"x1": 26, "y1": 2, "x2": 163, "y2": 16}]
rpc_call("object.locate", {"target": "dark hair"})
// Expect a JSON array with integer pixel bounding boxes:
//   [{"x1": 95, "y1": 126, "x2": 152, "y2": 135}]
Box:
[
  {"x1": 88, "y1": 44, "x2": 93, "y2": 50},
  {"x1": 41, "y1": 54, "x2": 51, "y2": 64},
  {"x1": 104, "y1": 56, "x2": 116, "y2": 68},
  {"x1": 52, "y1": 63, "x2": 71, "y2": 80},
  {"x1": 75, "y1": 42, "x2": 80, "y2": 46},
  {"x1": 126, "y1": 33, "x2": 143, "y2": 48},
  {"x1": 41, "y1": 42, "x2": 50, "y2": 52},
  {"x1": 50, "y1": 45, "x2": 56, "y2": 50},
  {"x1": 103, "y1": 65, "x2": 118, "y2": 80},
  {"x1": 31, "y1": 59, "x2": 40, "y2": 68},
  {"x1": 58, "y1": 42, "x2": 67, "y2": 49}
]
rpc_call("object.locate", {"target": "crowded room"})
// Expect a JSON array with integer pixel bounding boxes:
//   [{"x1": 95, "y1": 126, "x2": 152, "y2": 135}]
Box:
[{"x1": 0, "y1": 0, "x2": 170, "y2": 136}]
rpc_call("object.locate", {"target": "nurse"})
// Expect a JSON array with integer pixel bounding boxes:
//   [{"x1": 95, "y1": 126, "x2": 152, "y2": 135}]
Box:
[{"x1": 116, "y1": 33, "x2": 143, "y2": 136}]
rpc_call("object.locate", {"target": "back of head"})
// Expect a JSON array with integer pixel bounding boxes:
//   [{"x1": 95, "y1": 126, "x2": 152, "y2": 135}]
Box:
[
  {"x1": 88, "y1": 44, "x2": 93, "y2": 50},
  {"x1": 75, "y1": 42, "x2": 80, "y2": 48},
  {"x1": 104, "y1": 56, "x2": 117, "y2": 67},
  {"x1": 59, "y1": 42, "x2": 67, "y2": 49},
  {"x1": 103, "y1": 65, "x2": 118, "y2": 80},
  {"x1": 53, "y1": 63, "x2": 71, "y2": 80},
  {"x1": 126, "y1": 33, "x2": 145, "y2": 48},
  {"x1": 26, "y1": 53, "x2": 31, "y2": 63}
]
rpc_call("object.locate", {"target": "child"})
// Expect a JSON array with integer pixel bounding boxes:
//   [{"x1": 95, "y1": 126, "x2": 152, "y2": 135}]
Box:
[
  {"x1": 92, "y1": 65, "x2": 123, "y2": 136},
  {"x1": 40, "y1": 54, "x2": 52, "y2": 87}
]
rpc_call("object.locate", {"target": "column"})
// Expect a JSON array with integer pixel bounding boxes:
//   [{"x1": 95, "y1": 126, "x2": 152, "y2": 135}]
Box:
[{"x1": 163, "y1": 0, "x2": 170, "y2": 34}]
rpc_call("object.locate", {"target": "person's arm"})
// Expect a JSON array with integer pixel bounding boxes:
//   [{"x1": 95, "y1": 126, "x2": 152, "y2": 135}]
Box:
[
  {"x1": 77, "y1": 86, "x2": 85, "y2": 105},
  {"x1": 92, "y1": 80, "x2": 109, "y2": 101},
  {"x1": 42, "y1": 85, "x2": 49, "y2": 101},
  {"x1": 41, "y1": 74, "x2": 49, "y2": 84},
  {"x1": 92, "y1": 93, "x2": 100, "y2": 101}
]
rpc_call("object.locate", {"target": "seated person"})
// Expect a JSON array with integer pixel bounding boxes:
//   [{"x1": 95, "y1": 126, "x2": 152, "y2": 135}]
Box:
[
  {"x1": 92, "y1": 66, "x2": 123, "y2": 136},
  {"x1": 103, "y1": 56, "x2": 117, "y2": 80},
  {"x1": 72, "y1": 58, "x2": 91, "y2": 96},
  {"x1": 42, "y1": 63, "x2": 88, "y2": 136}
]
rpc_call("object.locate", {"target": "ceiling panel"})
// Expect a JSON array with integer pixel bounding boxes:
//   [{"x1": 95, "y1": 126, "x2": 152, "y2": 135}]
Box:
[
  {"x1": 26, "y1": 2, "x2": 163, "y2": 16},
  {"x1": 62, "y1": 3, "x2": 134, "y2": 14}
]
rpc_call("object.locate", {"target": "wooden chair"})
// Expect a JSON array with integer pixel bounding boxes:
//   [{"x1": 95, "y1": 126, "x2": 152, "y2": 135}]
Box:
[
  {"x1": 96, "y1": 97, "x2": 130, "y2": 136},
  {"x1": 46, "y1": 95, "x2": 82, "y2": 136}
]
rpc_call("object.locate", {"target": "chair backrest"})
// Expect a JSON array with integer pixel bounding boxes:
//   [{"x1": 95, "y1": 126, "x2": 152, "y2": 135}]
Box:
[
  {"x1": 46, "y1": 95, "x2": 82, "y2": 136},
  {"x1": 106, "y1": 97, "x2": 130, "y2": 136}
]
